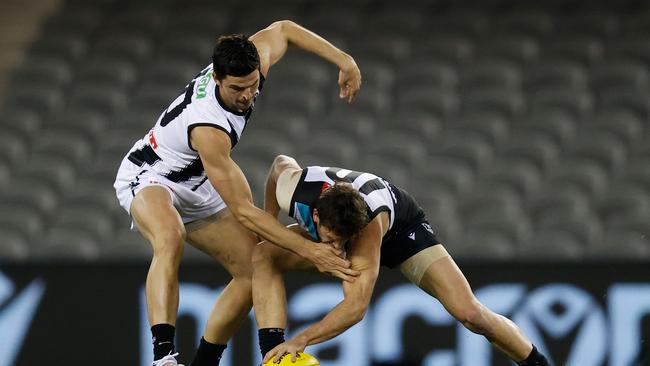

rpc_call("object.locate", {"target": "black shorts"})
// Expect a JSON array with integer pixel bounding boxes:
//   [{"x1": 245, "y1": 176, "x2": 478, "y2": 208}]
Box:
[{"x1": 379, "y1": 185, "x2": 441, "y2": 268}]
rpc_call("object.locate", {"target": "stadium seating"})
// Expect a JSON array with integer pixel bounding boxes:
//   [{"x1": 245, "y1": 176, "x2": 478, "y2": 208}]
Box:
[{"x1": 1, "y1": 0, "x2": 650, "y2": 261}]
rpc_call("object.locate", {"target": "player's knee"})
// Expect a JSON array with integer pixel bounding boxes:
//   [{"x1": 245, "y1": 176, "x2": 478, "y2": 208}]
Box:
[
  {"x1": 251, "y1": 243, "x2": 275, "y2": 268},
  {"x1": 151, "y1": 226, "x2": 186, "y2": 261},
  {"x1": 455, "y1": 301, "x2": 490, "y2": 335}
]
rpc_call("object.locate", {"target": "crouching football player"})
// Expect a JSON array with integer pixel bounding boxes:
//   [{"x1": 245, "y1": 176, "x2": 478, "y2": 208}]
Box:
[{"x1": 252, "y1": 155, "x2": 551, "y2": 366}]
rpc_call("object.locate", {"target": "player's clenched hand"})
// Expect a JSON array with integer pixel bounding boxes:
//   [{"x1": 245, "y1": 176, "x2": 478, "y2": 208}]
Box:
[
  {"x1": 338, "y1": 56, "x2": 361, "y2": 103},
  {"x1": 307, "y1": 244, "x2": 360, "y2": 282},
  {"x1": 263, "y1": 337, "x2": 307, "y2": 364}
]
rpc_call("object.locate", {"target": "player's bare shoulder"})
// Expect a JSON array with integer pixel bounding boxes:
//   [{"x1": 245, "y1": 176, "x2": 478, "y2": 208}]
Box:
[{"x1": 277, "y1": 167, "x2": 303, "y2": 213}]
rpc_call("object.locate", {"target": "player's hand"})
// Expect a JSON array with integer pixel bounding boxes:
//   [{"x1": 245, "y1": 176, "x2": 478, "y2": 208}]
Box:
[
  {"x1": 338, "y1": 56, "x2": 361, "y2": 103},
  {"x1": 307, "y1": 243, "x2": 360, "y2": 282},
  {"x1": 263, "y1": 337, "x2": 307, "y2": 364}
]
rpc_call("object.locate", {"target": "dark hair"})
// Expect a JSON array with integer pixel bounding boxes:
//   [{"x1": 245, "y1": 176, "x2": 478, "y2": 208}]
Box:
[
  {"x1": 212, "y1": 34, "x2": 260, "y2": 80},
  {"x1": 315, "y1": 182, "x2": 369, "y2": 241}
]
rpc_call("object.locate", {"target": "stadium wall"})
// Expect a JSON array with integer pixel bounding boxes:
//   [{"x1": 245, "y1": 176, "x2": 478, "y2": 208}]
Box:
[{"x1": 0, "y1": 262, "x2": 648, "y2": 366}]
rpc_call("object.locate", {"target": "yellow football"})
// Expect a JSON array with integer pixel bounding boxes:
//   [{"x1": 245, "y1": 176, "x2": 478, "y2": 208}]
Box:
[{"x1": 262, "y1": 352, "x2": 320, "y2": 366}]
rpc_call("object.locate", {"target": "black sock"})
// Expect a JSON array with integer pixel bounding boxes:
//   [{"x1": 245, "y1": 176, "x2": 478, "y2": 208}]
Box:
[
  {"x1": 152, "y1": 323, "x2": 176, "y2": 361},
  {"x1": 517, "y1": 345, "x2": 550, "y2": 366},
  {"x1": 189, "y1": 337, "x2": 227, "y2": 366},
  {"x1": 258, "y1": 328, "x2": 285, "y2": 357}
]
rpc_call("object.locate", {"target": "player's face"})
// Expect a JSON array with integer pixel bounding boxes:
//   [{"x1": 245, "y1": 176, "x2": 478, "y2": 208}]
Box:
[
  {"x1": 313, "y1": 212, "x2": 344, "y2": 249},
  {"x1": 215, "y1": 70, "x2": 260, "y2": 112}
]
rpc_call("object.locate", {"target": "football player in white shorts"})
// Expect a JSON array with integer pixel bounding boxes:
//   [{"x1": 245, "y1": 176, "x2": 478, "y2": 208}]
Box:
[
  {"x1": 113, "y1": 21, "x2": 362, "y2": 366},
  {"x1": 252, "y1": 155, "x2": 551, "y2": 366}
]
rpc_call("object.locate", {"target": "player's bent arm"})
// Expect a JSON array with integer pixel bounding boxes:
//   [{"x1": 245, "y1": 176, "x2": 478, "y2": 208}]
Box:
[
  {"x1": 264, "y1": 154, "x2": 301, "y2": 218},
  {"x1": 291, "y1": 216, "x2": 384, "y2": 345},
  {"x1": 192, "y1": 127, "x2": 359, "y2": 281},
  {"x1": 250, "y1": 21, "x2": 360, "y2": 100},
  {"x1": 251, "y1": 20, "x2": 353, "y2": 71}
]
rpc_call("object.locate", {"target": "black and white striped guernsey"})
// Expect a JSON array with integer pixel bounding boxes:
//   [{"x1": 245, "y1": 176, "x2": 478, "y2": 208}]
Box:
[
  {"x1": 289, "y1": 166, "x2": 398, "y2": 241},
  {"x1": 123, "y1": 64, "x2": 264, "y2": 190}
]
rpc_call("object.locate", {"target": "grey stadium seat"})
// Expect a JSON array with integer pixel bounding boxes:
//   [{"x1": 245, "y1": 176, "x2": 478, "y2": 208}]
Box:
[
  {"x1": 606, "y1": 39, "x2": 650, "y2": 66},
  {"x1": 0, "y1": 108, "x2": 42, "y2": 135},
  {"x1": 461, "y1": 89, "x2": 525, "y2": 120},
  {"x1": 476, "y1": 36, "x2": 539, "y2": 65},
  {"x1": 297, "y1": 129, "x2": 359, "y2": 168},
  {"x1": 10, "y1": 57, "x2": 73, "y2": 89},
  {"x1": 528, "y1": 189, "x2": 593, "y2": 225},
  {"x1": 595, "y1": 187, "x2": 650, "y2": 225},
  {"x1": 98, "y1": 9, "x2": 165, "y2": 37},
  {"x1": 31, "y1": 128, "x2": 93, "y2": 167},
  {"x1": 590, "y1": 59, "x2": 649, "y2": 93},
  {"x1": 235, "y1": 129, "x2": 295, "y2": 162},
  {"x1": 397, "y1": 60, "x2": 457, "y2": 91},
  {"x1": 352, "y1": 59, "x2": 395, "y2": 92},
  {"x1": 415, "y1": 36, "x2": 475, "y2": 65},
  {"x1": 76, "y1": 57, "x2": 138, "y2": 90},
  {"x1": 28, "y1": 34, "x2": 88, "y2": 64},
  {"x1": 533, "y1": 215, "x2": 602, "y2": 251},
  {"x1": 566, "y1": 131, "x2": 627, "y2": 173},
  {"x1": 518, "y1": 109, "x2": 578, "y2": 148},
  {"x1": 454, "y1": 227, "x2": 521, "y2": 261},
  {"x1": 51, "y1": 204, "x2": 114, "y2": 243},
  {"x1": 14, "y1": 155, "x2": 77, "y2": 194},
  {"x1": 269, "y1": 59, "x2": 332, "y2": 91},
  {"x1": 92, "y1": 33, "x2": 154, "y2": 65},
  {"x1": 68, "y1": 84, "x2": 128, "y2": 117},
  {"x1": 380, "y1": 111, "x2": 443, "y2": 142},
  {"x1": 425, "y1": 12, "x2": 490, "y2": 39},
  {"x1": 0, "y1": 205, "x2": 45, "y2": 242},
  {"x1": 156, "y1": 35, "x2": 214, "y2": 64},
  {"x1": 348, "y1": 35, "x2": 411, "y2": 64},
  {"x1": 539, "y1": 36, "x2": 603, "y2": 65},
  {"x1": 460, "y1": 60, "x2": 522, "y2": 91},
  {"x1": 259, "y1": 86, "x2": 326, "y2": 118},
  {"x1": 501, "y1": 130, "x2": 561, "y2": 172},
  {"x1": 102, "y1": 228, "x2": 152, "y2": 260},
  {"x1": 0, "y1": 228, "x2": 30, "y2": 261},
  {"x1": 0, "y1": 127, "x2": 28, "y2": 166},
  {"x1": 432, "y1": 134, "x2": 494, "y2": 173},
  {"x1": 359, "y1": 10, "x2": 423, "y2": 35},
  {"x1": 358, "y1": 154, "x2": 412, "y2": 190},
  {"x1": 40, "y1": 8, "x2": 103, "y2": 36},
  {"x1": 447, "y1": 111, "x2": 511, "y2": 147},
  {"x1": 530, "y1": 87, "x2": 593, "y2": 120},
  {"x1": 587, "y1": 230, "x2": 650, "y2": 260},
  {"x1": 395, "y1": 87, "x2": 459, "y2": 118},
  {"x1": 518, "y1": 229, "x2": 586, "y2": 260},
  {"x1": 525, "y1": 60, "x2": 588, "y2": 91},
  {"x1": 4, "y1": 85, "x2": 65, "y2": 119},
  {"x1": 556, "y1": 14, "x2": 619, "y2": 39},
  {"x1": 460, "y1": 190, "x2": 525, "y2": 224},
  {"x1": 35, "y1": 227, "x2": 101, "y2": 261},
  {"x1": 329, "y1": 87, "x2": 392, "y2": 117},
  {"x1": 492, "y1": 11, "x2": 555, "y2": 39},
  {"x1": 49, "y1": 110, "x2": 109, "y2": 138},
  {"x1": 589, "y1": 110, "x2": 643, "y2": 147},
  {"x1": 0, "y1": 179, "x2": 59, "y2": 213},
  {"x1": 545, "y1": 160, "x2": 609, "y2": 197},
  {"x1": 599, "y1": 90, "x2": 650, "y2": 120},
  {"x1": 481, "y1": 160, "x2": 542, "y2": 199},
  {"x1": 364, "y1": 131, "x2": 428, "y2": 168},
  {"x1": 415, "y1": 156, "x2": 476, "y2": 197}
]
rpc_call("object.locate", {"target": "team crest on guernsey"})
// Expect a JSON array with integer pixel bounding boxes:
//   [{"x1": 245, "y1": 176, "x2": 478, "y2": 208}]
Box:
[{"x1": 321, "y1": 182, "x2": 331, "y2": 193}]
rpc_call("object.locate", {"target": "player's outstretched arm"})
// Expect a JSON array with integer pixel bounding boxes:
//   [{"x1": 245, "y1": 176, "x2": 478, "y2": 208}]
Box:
[
  {"x1": 191, "y1": 127, "x2": 360, "y2": 282},
  {"x1": 250, "y1": 20, "x2": 361, "y2": 102},
  {"x1": 264, "y1": 154, "x2": 301, "y2": 218},
  {"x1": 263, "y1": 216, "x2": 384, "y2": 364}
]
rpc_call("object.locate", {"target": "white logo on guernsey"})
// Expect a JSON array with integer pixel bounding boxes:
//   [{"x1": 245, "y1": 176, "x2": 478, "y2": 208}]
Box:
[
  {"x1": 422, "y1": 223, "x2": 434, "y2": 234},
  {"x1": 408, "y1": 232, "x2": 416, "y2": 240}
]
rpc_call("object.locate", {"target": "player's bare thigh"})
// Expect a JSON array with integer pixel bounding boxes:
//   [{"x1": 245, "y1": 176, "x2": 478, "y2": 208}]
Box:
[
  {"x1": 130, "y1": 185, "x2": 185, "y2": 244},
  {"x1": 404, "y1": 245, "x2": 478, "y2": 313},
  {"x1": 254, "y1": 224, "x2": 317, "y2": 273},
  {"x1": 185, "y1": 208, "x2": 258, "y2": 278}
]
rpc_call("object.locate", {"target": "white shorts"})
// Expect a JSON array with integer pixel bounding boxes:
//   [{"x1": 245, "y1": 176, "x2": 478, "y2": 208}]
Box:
[{"x1": 114, "y1": 158, "x2": 227, "y2": 229}]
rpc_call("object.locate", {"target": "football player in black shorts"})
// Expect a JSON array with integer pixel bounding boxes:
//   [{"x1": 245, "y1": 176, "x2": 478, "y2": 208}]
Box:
[{"x1": 253, "y1": 155, "x2": 550, "y2": 366}]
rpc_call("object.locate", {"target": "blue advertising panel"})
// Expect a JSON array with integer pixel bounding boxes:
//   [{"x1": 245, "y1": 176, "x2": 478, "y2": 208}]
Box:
[{"x1": 0, "y1": 262, "x2": 648, "y2": 366}]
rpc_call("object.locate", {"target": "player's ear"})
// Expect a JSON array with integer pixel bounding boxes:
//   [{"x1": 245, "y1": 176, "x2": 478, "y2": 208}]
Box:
[
  {"x1": 212, "y1": 73, "x2": 221, "y2": 85},
  {"x1": 312, "y1": 209, "x2": 319, "y2": 224}
]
